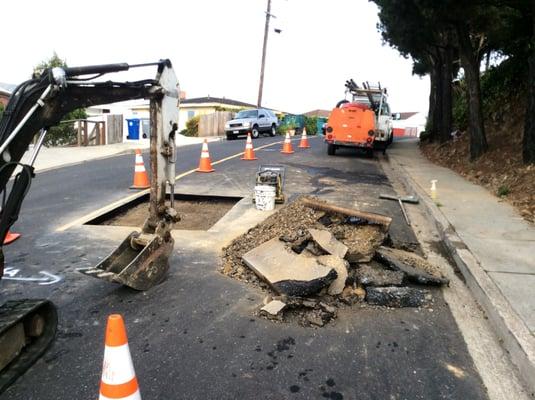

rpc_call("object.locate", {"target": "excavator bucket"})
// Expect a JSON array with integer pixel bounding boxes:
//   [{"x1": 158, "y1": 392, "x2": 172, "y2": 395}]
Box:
[{"x1": 78, "y1": 232, "x2": 174, "y2": 291}]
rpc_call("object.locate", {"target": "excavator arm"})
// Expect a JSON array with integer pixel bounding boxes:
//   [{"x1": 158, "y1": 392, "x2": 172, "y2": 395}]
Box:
[
  {"x1": 0, "y1": 60, "x2": 179, "y2": 394},
  {"x1": 0, "y1": 60, "x2": 179, "y2": 284}
]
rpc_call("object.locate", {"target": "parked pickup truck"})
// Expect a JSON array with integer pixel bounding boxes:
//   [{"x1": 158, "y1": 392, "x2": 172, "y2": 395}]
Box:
[{"x1": 225, "y1": 108, "x2": 278, "y2": 140}]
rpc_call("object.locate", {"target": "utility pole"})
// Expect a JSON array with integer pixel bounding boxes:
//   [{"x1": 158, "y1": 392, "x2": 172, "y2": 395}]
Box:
[{"x1": 257, "y1": 0, "x2": 271, "y2": 107}]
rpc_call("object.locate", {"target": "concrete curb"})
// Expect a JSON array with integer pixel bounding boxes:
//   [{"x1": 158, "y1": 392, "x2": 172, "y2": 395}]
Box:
[{"x1": 387, "y1": 154, "x2": 535, "y2": 397}]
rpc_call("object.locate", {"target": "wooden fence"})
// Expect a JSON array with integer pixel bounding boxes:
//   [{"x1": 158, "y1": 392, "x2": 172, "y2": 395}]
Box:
[
  {"x1": 198, "y1": 111, "x2": 234, "y2": 137},
  {"x1": 76, "y1": 120, "x2": 106, "y2": 146},
  {"x1": 106, "y1": 115, "x2": 123, "y2": 144}
]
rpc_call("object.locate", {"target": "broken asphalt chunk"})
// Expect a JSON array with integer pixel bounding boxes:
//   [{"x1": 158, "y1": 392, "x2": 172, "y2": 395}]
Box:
[
  {"x1": 317, "y1": 255, "x2": 349, "y2": 295},
  {"x1": 375, "y1": 247, "x2": 449, "y2": 286},
  {"x1": 356, "y1": 263, "x2": 404, "y2": 287},
  {"x1": 242, "y1": 238, "x2": 337, "y2": 297},
  {"x1": 366, "y1": 286, "x2": 427, "y2": 307},
  {"x1": 261, "y1": 300, "x2": 287, "y2": 316},
  {"x1": 308, "y1": 229, "x2": 348, "y2": 259}
]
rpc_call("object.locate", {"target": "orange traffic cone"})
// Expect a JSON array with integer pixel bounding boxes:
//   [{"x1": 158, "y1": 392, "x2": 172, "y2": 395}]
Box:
[
  {"x1": 196, "y1": 139, "x2": 215, "y2": 172},
  {"x1": 130, "y1": 149, "x2": 150, "y2": 189},
  {"x1": 99, "y1": 315, "x2": 141, "y2": 400},
  {"x1": 3, "y1": 231, "x2": 21, "y2": 245},
  {"x1": 298, "y1": 127, "x2": 310, "y2": 149},
  {"x1": 241, "y1": 133, "x2": 257, "y2": 160},
  {"x1": 281, "y1": 132, "x2": 294, "y2": 154}
]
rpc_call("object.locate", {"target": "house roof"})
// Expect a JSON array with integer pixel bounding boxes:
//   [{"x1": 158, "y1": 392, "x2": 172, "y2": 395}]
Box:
[
  {"x1": 181, "y1": 96, "x2": 256, "y2": 108},
  {"x1": 302, "y1": 109, "x2": 331, "y2": 118},
  {"x1": 397, "y1": 112, "x2": 419, "y2": 120},
  {"x1": 0, "y1": 82, "x2": 17, "y2": 95}
]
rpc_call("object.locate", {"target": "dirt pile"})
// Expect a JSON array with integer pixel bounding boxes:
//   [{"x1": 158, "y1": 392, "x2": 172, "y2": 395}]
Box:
[
  {"x1": 221, "y1": 197, "x2": 448, "y2": 327},
  {"x1": 222, "y1": 198, "x2": 326, "y2": 291},
  {"x1": 421, "y1": 110, "x2": 535, "y2": 223}
]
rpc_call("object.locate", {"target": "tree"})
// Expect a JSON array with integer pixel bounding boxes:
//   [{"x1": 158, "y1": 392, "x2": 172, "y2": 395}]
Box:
[
  {"x1": 33, "y1": 52, "x2": 66, "y2": 78},
  {"x1": 32, "y1": 52, "x2": 87, "y2": 146},
  {"x1": 524, "y1": 9, "x2": 535, "y2": 164},
  {"x1": 374, "y1": 0, "x2": 535, "y2": 163},
  {"x1": 483, "y1": 0, "x2": 534, "y2": 164},
  {"x1": 511, "y1": 1, "x2": 535, "y2": 164},
  {"x1": 374, "y1": 0, "x2": 455, "y2": 143}
]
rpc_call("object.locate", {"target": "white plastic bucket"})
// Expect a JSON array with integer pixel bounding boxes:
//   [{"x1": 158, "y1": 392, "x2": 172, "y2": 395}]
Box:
[{"x1": 254, "y1": 185, "x2": 276, "y2": 211}]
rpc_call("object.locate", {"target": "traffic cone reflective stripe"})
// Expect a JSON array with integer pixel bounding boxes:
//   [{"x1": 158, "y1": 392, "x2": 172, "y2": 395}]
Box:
[
  {"x1": 298, "y1": 128, "x2": 310, "y2": 148},
  {"x1": 99, "y1": 315, "x2": 141, "y2": 400},
  {"x1": 3, "y1": 231, "x2": 21, "y2": 245},
  {"x1": 241, "y1": 133, "x2": 257, "y2": 160},
  {"x1": 100, "y1": 377, "x2": 139, "y2": 400},
  {"x1": 196, "y1": 139, "x2": 215, "y2": 172},
  {"x1": 130, "y1": 149, "x2": 150, "y2": 189},
  {"x1": 281, "y1": 132, "x2": 294, "y2": 154}
]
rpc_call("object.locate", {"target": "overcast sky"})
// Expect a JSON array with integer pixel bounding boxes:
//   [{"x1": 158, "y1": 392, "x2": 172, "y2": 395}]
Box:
[{"x1": 1, "y1": 0, "x2": 429, "y2": 114}]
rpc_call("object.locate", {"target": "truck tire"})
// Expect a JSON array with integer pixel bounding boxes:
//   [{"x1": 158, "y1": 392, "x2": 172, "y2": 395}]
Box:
[
  {"x1": 327, "y1": 143, "x2": 336, "y2": 155},
  {"x1": 270, "y1": 124, "x2": 277, "y2": 137},
  {"x1": 251, "y1": 125, "x2": 260, "y2": 139},
  {"x1": 336, "y1": 99, "x2": 349, "y2": 108}
]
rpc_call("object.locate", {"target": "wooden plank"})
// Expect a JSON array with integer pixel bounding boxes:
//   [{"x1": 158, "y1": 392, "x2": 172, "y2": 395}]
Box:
[
  {"x1": 83, "y1": 121, "x2": 88, "y2": 146},
  {"x1": 77, "y1": 122, "x2": 82, "y2": 146},
  {"x1": 301, "y1": 198, "x2": 392, "y2": 229}
]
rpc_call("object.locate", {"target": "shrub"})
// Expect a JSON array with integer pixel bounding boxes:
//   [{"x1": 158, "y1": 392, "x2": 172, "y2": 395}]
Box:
[
  {"x1": 452, "y1": 57, "x2": 527, "y2": 132},
  {"x1": 304, "y1": 116, "x2": 318, "y2": 135},
  {"x1": 276, "y1": 121, "x2": 296, "y2": 135},
  {"x1": 183, "y1": 115, "x2": 199, "y2": 137},
  {"x1": 497, "y1": 185, "x2": 510, "y2": 197},
  {"x1": 45, "y1": 108, "x2": 87, "y2": 146}
]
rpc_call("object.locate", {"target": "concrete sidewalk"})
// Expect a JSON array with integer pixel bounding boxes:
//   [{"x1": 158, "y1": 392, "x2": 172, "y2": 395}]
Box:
[
  {"x1": 388, "y1": 139, "x2": 535, "y2": 395},
  {"x1": 20, "y1": 134, "x2": 221, "y2": 172}
]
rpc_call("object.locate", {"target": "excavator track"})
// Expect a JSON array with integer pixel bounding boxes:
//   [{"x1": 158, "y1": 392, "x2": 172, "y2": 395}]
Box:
[{"x1": 0, "y1": 299, "x2": 57, "y2": 394}]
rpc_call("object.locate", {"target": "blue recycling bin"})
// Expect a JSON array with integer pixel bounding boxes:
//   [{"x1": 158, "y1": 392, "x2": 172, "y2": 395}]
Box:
[{"x1": 126, "y1": 118, "x2": 140, "y2": 140}]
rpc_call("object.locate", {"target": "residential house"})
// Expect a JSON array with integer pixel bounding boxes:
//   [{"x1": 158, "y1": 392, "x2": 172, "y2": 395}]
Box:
[
  {"x1": 179, "y1": 96, "x2": 257, "y2": 131},
  {"x1": 0, "y1": 82, "x2": 16, "y2": 107},
  {"x1": 392, "y1": 111, "x2": 427, "y2": 138},
  {"x1": 85, "y1": 99, "x2": 151, "y2": 143}
]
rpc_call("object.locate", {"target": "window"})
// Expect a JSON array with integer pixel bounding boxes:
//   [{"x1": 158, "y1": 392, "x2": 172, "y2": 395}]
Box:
[
  {"x1": 187, "y1": 110, "x2": 195, "y2": 119},
  {"x1": 236, "y1": 110, "x2": 258, "y2": 119}
]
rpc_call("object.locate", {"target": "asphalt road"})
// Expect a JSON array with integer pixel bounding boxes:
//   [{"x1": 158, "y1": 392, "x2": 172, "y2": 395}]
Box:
[{"x1": 0, "y1": 136, "x2": 488, "y2": 399}]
